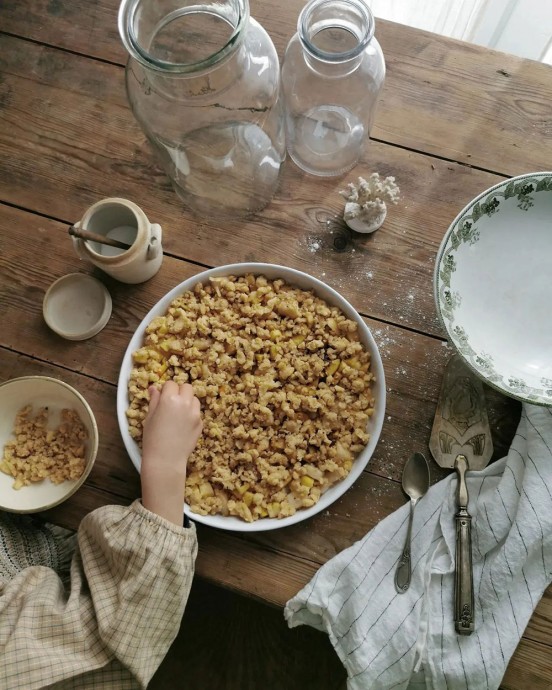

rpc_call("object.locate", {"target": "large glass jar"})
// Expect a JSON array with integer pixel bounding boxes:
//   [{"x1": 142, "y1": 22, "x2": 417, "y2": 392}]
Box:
[
  {"x1": 281, "y1": 0, "x2": 385, "y2": 177},
  {"x1": 118, "y1": 0, "x2": 285, "y2": 217}
]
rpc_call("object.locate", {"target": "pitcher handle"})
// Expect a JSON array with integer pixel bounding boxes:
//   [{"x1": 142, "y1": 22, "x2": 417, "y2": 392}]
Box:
[{"x1": 147, "y1": 223, "x2": 163, "y2": 260}]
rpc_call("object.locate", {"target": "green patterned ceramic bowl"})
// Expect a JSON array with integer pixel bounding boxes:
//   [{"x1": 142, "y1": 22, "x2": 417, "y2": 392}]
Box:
[{"x1": 434, "y1": 172, "x2": 552, "y2": 407}]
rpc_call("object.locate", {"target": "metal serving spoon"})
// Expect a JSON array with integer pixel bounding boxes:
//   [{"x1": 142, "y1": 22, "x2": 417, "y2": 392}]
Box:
[{"x1": 394, "y1": 452, "x2": 430, "y2": 593}]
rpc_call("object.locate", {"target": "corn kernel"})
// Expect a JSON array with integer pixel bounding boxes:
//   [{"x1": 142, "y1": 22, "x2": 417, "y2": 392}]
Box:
[
  {"x1": 277, "y1": 302, "x2": 299, "y2": 319},
  {"x1": 0, "y1": 460, "x2": 13, "y2": 475},
  {"x1": 335, "y1": 442, "x2": 352, "y2": 462},
  {"x1": 199, "y1": 482, "x2": 214, "y2": 498},
  {"x1": 243, "y1": 491, "x2": 254, "y2": 506},
  {"x1": 327, "y1": 360, "x2": 341, "y2": 376},
  {"x1": 267, "y1": 501, "x2": 281, "y2": 517},
  {"x1": 237, "y1": 483, "x2": 250, "y2": 495},
  {"x1": 133, "y1": 350, "x2": 148, "y2": 364},
  {"x1": 300, "y1": 475, "x2": 314, "y2": 488},
  {"x1": 187, "y1": 472, "x2": 202, "y2": 486}
]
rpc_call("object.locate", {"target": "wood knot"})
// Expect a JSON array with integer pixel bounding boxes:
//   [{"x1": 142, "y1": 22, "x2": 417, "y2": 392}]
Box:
[
  {"x1": 330, "y1": 223, "x2": 353, "y2": 253},
  {"x1": 332, "y1": 232, "x2": 349, "y2": 252},
  {"x1": 306, "y1": 208, "x2": 358, "y2": 256}
]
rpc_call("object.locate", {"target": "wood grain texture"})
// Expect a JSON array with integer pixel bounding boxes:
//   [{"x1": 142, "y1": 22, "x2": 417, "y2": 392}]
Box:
[
  {"x1": 0, "y1": 203, "x2": 521, "y2": 489},
  {"x1": 150, "y1": 577, "x2": 347, "y2": 690},
  {"x1": 0, "y1": 345, "x2": 549, "y2": 680},
  {"x1": 1, "y1": 1, "x2": 552, "y2": 684},
  {"x1": 0, "y1": 35, "x2": 523, "y2": 339},
  {"x1": 148, "y1": 578, "x2": 551, "y2": 690},
  {"x1": 501, "y1": 637, "x2": 552, "y2": 690},
  {"x1": 1, "y1": 1, "x2": 551, "y2": 175},
  {"x1": 0, "y1": 0, "x2": 129, "y2": 65}
]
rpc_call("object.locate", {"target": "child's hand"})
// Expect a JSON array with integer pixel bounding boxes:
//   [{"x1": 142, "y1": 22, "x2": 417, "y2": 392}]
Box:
[{"x1": 140, "y1": 381, "x2": 202, "y2": 525}]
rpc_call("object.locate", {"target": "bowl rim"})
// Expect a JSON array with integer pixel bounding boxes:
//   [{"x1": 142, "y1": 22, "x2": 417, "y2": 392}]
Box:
[
  {"x1": 433, "y1": 170, "x2": 552, "y2": 407},
  {"x1": 117, "y1": 261, "x2": 386, "y2": 532},
  {"x1": 0, "y1": 375, "x2": 99, "y2": 513}
]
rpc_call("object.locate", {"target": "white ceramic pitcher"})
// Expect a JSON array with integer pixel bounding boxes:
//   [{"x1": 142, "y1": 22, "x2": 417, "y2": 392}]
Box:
[{"x1": 72, "y1": 198, "x2": 163, "y2": 284}]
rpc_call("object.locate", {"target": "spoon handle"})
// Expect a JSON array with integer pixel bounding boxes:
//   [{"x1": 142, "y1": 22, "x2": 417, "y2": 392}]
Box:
[
  {"x1": 454, "y1": 454, "x2": 474, "y2": 635},
  {"x1": 68, "y1": 225, "x2": 131, "y2": 250},
  {"x1": 395, "y1": 499, "x2": 415, "y2": 593}
]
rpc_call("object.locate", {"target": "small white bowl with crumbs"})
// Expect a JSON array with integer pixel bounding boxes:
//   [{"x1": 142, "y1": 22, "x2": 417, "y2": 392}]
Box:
[
  {"x1": 0, "y1": 376, "x2": 98, "y2": 513},
  {"x1": 117, "y1": 263, "x2": 386, "y2": 532}
]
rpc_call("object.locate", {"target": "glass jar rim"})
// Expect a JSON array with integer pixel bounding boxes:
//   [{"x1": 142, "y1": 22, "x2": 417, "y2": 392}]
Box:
[
  {"x1": 118, "y1": 0, "x2": 249, "y2": 73},
  {"x1": 298, "y1": 0, "x2": 375, "y2": 63}
]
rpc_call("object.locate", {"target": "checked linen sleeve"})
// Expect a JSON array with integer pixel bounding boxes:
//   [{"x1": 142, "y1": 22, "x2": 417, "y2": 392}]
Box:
[{"x1": 0, "y1": 500, "x2": 197, "y2": 690}]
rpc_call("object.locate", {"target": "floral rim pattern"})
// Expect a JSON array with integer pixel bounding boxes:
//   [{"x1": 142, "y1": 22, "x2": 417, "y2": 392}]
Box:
[{"x1": 435, "y1": 172, "x2": 552, "y2": 407}]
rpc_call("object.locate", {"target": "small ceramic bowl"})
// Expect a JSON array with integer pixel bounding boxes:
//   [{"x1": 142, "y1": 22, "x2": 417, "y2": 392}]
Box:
[
  {"x1": 43, "y1": 273, "x2": 112, "y2": 340},
  {"x1": 0, "y1": 376, "x2": 99, "y2": 513}
]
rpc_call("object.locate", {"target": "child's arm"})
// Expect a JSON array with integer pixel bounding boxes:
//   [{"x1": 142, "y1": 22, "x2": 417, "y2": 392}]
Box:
[
  {"x1": 0, "y1": 381, "x2": 202, "y2": 689},
  {"x1": 141, "y1": 381, "x2": 202, "y2": 525}
]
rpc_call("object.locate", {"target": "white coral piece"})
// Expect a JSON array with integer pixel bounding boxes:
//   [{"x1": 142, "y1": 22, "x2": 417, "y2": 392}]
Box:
[{"x1": 340, "y1": 173, "x2": 400, "y2": 233}]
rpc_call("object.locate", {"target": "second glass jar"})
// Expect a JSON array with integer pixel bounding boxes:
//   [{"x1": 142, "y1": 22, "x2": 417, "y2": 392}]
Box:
[{"x1": 281, "y1": 0, "x2": 385, "y2": 177}]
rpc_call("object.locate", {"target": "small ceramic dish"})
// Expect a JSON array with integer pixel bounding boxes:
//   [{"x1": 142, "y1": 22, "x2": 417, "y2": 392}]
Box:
[
  {"x1": 0, "y1": 376, "x2": 99, "y2": 513},
  {"x1": 434, "y1": 171, "x2": 552, "y2": 406},
  {"x1": 117, "y1": 263, "x2": 386, "y2": 532},
  {"x1": 43, "y1": 273, "x2": 112, "y2": 340}
]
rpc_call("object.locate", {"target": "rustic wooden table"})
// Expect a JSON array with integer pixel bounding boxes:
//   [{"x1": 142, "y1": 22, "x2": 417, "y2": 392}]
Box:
[{"x1": 1, "y1": 1, "x2": 551, "y2": 686}]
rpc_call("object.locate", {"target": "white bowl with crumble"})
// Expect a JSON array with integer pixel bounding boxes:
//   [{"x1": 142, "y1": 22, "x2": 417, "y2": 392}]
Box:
[
  {"x1": 117, "y1": 263, "x2": 386, "y2": 531},
  {"x1": 0, "y1": 376, "x2": 99, "y2": 513}
]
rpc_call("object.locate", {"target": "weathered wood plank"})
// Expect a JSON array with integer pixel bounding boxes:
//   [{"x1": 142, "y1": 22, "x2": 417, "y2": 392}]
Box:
[
  {"x1": 151, "y1": 575, "x2": 552, "y2": 690},
  {"x1": 0, "y1": 347, "x2": 549, "y2": 674},
  {"x1": 0, "y1": 203, "x2": 520, "y2": 485},
  {"x1": 40, "y1": 475, "x2": 552, "y2": 664},
  {"x1": 374, "y1": 22, "x2": 552, "y2": 177},
  {"x1": 40, "y1": 481, "x2": 552, "y2": 667},
  {"x1": 149, "y1": 578, "x2": 552, "y2": 690},
  {"x1": 1, "y1": 4, "x2": 551, "y2": 682},
  {"x1": 501, "y1": 637, "x2": 552, "y2": 690},
  {"x1": 1, "y1": 1, "x2": 551, "y2": 175},
  {"x1": 0, "y1": 35, "x2": 520, "y2": 339},
  {"x1": 0, "y1": 0, "x2": 124, "y2": 64},
  {"x1": 0, "y1": 347, "x2": 423, "y2": 588},
  {"x1": 150, "y1": 577, "x2": 348, "y2": 690},
  {"x1": 38, "y1": 478, "x2": 552, "y2": 655}
]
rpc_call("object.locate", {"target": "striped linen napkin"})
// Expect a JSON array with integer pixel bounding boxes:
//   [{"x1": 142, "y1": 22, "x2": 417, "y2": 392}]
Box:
[{"x1": 285, "y1": 403, "x2": 552, "y2": 689}]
